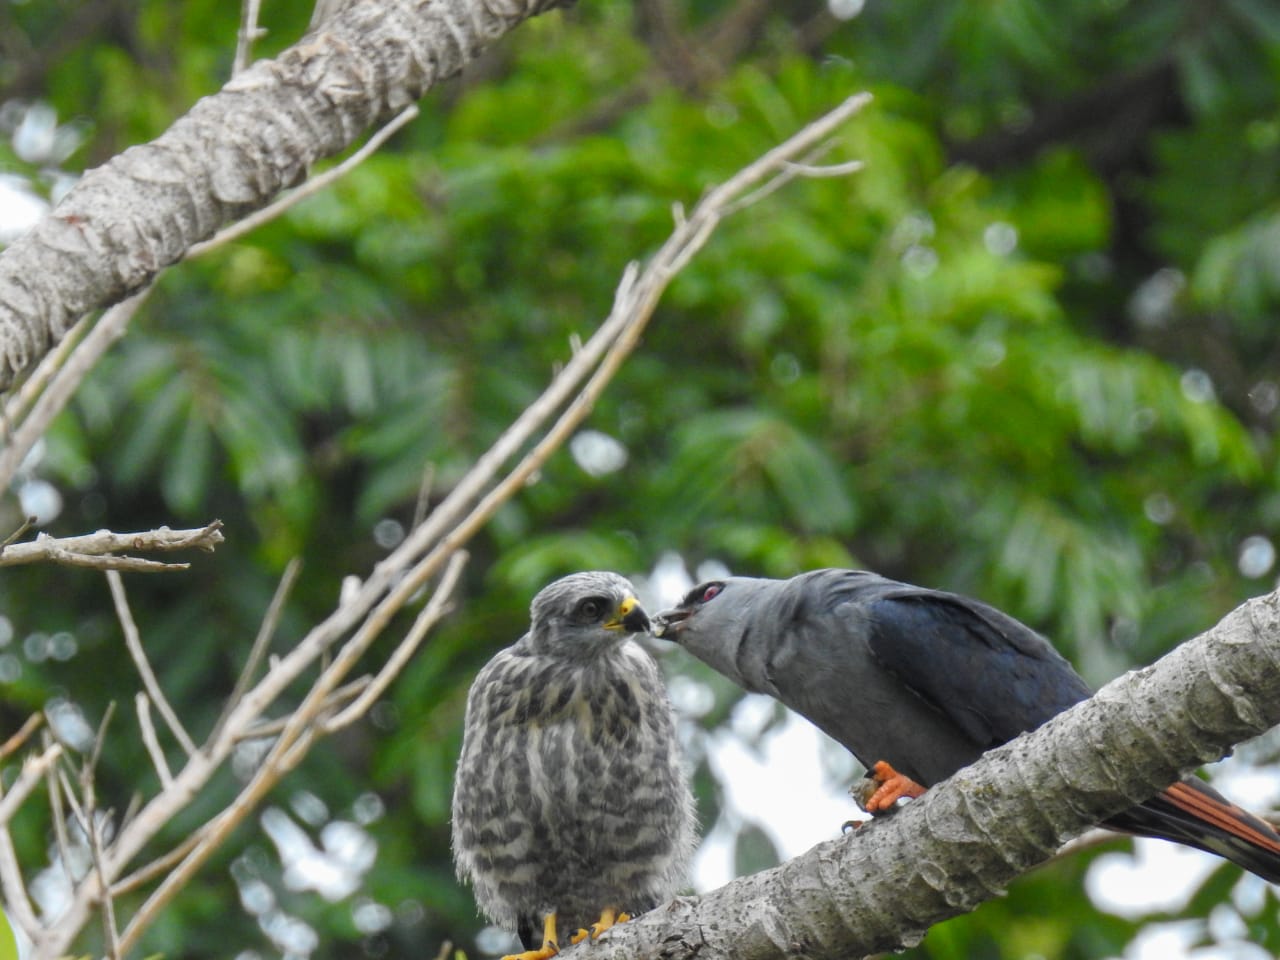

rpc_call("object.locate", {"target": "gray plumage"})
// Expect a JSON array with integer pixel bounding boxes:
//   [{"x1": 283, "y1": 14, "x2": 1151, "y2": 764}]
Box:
[
  {"x1": 654, "y1": 569, "x2": 1084, "y2": 785},
  {"x1": 654, "y1": 568, "x2": 1280, "y2": 883},
  {"x1": 452, "y1": 572, "x2": 696, "y2": 952}
]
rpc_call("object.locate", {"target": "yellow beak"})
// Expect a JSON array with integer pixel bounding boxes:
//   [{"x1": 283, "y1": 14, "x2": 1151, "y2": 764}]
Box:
[{"x1": 603, "y1": 596, "x2": 651, "y2": 633}]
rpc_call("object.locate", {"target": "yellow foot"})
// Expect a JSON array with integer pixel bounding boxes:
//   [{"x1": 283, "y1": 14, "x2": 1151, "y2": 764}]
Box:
[
  {"x1": 501, "y1": 948, "x2": 557, "y2": 960},
  {"x1": 502, "y1": 912, "x2": 560, "y2": 960},
  {"x1": 573, "y1": 906, "x2": 632, "y2": 944}
]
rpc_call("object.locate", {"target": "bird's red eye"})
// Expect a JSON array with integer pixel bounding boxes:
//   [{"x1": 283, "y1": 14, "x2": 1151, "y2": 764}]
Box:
[{"x1": 701, "y1": 584, "x2": 722, "y2": 603}]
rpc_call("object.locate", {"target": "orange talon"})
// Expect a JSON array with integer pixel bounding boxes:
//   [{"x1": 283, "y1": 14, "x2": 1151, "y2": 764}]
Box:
[{"x1": 862, "y1": 760, "x2": 927, "y2": 813}]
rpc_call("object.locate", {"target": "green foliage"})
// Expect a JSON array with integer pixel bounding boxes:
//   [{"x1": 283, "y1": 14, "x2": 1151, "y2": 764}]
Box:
[{"x1": 5, "y1": 0, "x2": 1280, "y2": 957}]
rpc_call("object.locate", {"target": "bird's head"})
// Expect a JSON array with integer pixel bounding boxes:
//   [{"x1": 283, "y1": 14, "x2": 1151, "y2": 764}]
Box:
[
  {"x1": 651, "y1": 579, "x2": 727, "y2": 643},
  {"x1": 528, "y1": 571, "x2": 651, "y2": 657},
  {"x1": 652, "y1": 578, "x2": 762, "y2": 686}
]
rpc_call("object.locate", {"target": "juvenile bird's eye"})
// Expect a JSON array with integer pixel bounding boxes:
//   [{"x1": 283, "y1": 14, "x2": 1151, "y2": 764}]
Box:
[
  {"x1": 574, "y1": 597, "x2": 607, "y2": 620},
  {"x1": 700, "y1": 583, "x2": 722, "y2": 603}
]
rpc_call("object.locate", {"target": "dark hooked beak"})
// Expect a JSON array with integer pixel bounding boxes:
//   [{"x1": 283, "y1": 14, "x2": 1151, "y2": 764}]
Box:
[
  {"x1": 650, "y1": 607, "x2": 689, "y2": 640},
  {"x1": 605, "y1": 596, "x2": 651, "y2": 634}
]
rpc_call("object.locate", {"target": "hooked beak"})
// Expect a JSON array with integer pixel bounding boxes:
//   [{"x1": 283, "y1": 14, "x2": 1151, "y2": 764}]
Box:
[
  {"x1": 650, "y1": 607, "x2": 690, "y2": 640},
  {"x1": 604, "y1": 596, "x2": 651, "y2": 634}
]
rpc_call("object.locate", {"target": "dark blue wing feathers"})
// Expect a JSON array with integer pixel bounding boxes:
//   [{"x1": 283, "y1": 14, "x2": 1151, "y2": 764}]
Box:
[{"x1": 858, "y1": 582, "x2": 1092, "y2": 747}]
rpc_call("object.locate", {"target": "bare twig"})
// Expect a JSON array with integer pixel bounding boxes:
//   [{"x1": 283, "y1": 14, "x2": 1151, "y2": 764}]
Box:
[
  {"x1": 717, "y1": 123, "x2": 868, "y2": 220},
  {"x1": 233, "y1": 0, "x2": 266, "y2": 75},
  {"x1": 0, "y1": 517, "x2": 35, "y2": 553},
  {"x1": 90, "y1": 806, "x2": 122, "y2": 960},
  {"x1": 0, "y1": 288, "x2": 151, "y2": 492},
  {"x1": 25, "y1": 550, "x2": 190, "y2": 573},
  {"x1": 0, "y1": 831, "x2": 37, "y2": 939},
  {"x1": 136, "y1": 694, "x2": 174, "y2": 789},
  {"x1": 106, "y1": 572, "x2": 197, "y2": 757},
  {"x1": 780, "y1": 158, "x2": 866, "y2": 178},
  {"x1": 111, "y1": 831, "x2": 203, "y2": 898},
  {"x1": 44, "y1": 732, "x2": 72, "y2": 885},
  {"x1": 185, "y1": 105, "x2": 419, "y2": 260},
  {"x1": 0, "y1": 749, "x2": 52, "y2": 937},
  {"x1": 2, "y1": 313, "x2": 89, "y2": 427},
  {"x1": 0, "y1": 712, "x2": 44, "y2": 760},
  {"x1": 0, "y1": 743, "x2": 63, "y2": 827},
  {"x1": 79, "y1": 724, "x2": 121, "y2": 960},
  {"x1": 325, "y1": 550, "x2": 469, "y2": 731},
  {"x1": 412, "y1": 462, "x2": 437, "y2": 531},
  {"x1": 118, "y1": 791, "x2": 143, "y2": 838},
  {"x1": 211, "y1": 557, "x2": 303, "y2": 744},
  {"x1": 86, "y1": 700, "x2": 116, "y2": 785},
  {"x1": 56, "y1": 768, "x2": 86, "y2": 836},
  {"x1": 237, "y1": 677, "x2": 371, "y2": 739},
  {"x1": 0, "y1": 521, "x2": 224, "y2": 569}
]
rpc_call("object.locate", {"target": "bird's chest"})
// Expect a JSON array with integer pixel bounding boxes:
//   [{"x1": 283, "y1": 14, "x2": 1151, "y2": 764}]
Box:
[{"x1": 521, "y1": 670, "x2": 654, "y2": 806}]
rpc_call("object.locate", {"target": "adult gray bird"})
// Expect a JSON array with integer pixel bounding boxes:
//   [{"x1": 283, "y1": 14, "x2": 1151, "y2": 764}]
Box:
[
  {"x1": 452, "y1": 572, "x2": 696, "y2": 960},
  {"x1": 653, "y1": 568, "x2": 1280, "y2": 882}
]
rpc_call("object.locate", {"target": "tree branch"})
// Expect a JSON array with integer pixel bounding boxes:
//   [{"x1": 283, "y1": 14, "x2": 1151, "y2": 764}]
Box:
[
  {"x1": 0, "y1": 521, "x2": 224, "y2": 568},
  {"x1": 0, "y1": 289, "x2": 151, "y2": 490},
  {"x1": 0, "y1": 98, "x2": 417, "y2": 493},
  {"x1": 106, "y1": 571, "x2": 198, "y2": 758},
  {"x1": 0, "y1": 712, "x2": 44, "y2": 761},
  {"x1": 233, "y1": 0, "x2": 267, "y2": 76},
  {"x1": 183, "y1": 103, "x2": 419, "y2": 261},
  {"x1": 0, "y1": 0, "x2": 572, "y2": 389},
  {"x1": 585, "y1": 589, "x2": 1280, "y2": 960}
]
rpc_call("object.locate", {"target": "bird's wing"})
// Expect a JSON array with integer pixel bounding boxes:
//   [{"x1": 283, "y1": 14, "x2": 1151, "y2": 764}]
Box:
[{"x1": 850, "y1": 582, "x2": 1093, "y2": 748}]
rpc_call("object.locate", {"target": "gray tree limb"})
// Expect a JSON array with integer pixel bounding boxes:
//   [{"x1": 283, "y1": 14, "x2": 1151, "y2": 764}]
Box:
[
  {"x1": 0, "y1": 0, "x2": 569, "y2": 389},
  {"x1": 582, "y1": 588, "x2": 1280, "y2": 960},
  {"x1": 0, "y1": 521, "x2": 223, "y2": 569}
]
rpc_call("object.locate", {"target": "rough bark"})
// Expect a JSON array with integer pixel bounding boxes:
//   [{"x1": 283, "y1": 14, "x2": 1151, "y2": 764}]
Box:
[
  {"x1": 0, "y1": 0, "x2": 569, "y2": 389},
  {"x1": 581, "y1": 588, "x2": 1280, "y2": 960}
]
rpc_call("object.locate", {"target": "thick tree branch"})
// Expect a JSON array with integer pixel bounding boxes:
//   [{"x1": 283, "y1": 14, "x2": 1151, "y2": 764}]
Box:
[
  {"x1": 0, "y1": 0, "x2": 570, "y2": 389},
  {"x1": 0, "y1": 98, "x2": 415, "y2": 492},
  {"x1": 587, "y1": 589, "x2": 1280, "y2": 960}
]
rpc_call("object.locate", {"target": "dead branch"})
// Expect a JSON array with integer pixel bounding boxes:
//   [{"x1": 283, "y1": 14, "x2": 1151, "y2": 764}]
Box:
[
  {"x1": 211, "y1": 557, "x2": 303, "y2": 743},
  {"x1": 0, "y1": 521, "x2": 224, "y2": 570},
  {"x1": 0, "y1": 289, "x2": 151, "y2": 491},
  {"x1": 106, "y1": 572, "x2": 197, "y2": 757},
  {"x1": 0, "y1": 713, "x2": 44, "y2": 760},
  {"x1": 233, "y1": 0, "x2": 266, "y2": 75}
]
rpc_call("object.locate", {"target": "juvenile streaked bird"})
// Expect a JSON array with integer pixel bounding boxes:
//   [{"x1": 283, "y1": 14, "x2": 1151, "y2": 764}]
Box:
[
  {"x1": 452, "y1": 572, "x2": 696, "y2": 960},
  {"x1": 653, "y1": 568, "x2": 1280, "y2": 882}
]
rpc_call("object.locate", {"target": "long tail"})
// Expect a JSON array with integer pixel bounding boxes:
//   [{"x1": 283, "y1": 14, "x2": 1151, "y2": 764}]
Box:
[{"x1": 1105, "y1": 776, "x2": 1280, "y2": 883}]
